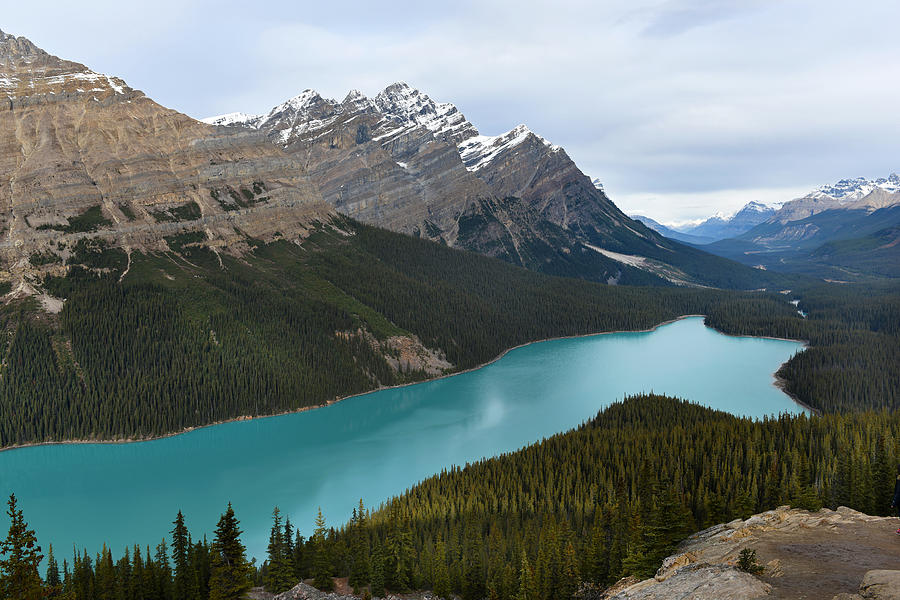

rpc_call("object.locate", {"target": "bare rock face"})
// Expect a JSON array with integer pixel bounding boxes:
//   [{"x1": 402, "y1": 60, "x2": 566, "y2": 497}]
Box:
[
  {"x1": 204, "y1": 82, "x2": 663, "y2": 279},
  {"x1": 608, "y1": 563, "x2": 771, "y2": 599},
  {"x1": 0, "y1": 29, "x2": 331, "y2": 286},
  {"x1": 609, "y1": 506, "x2": 900, "y2": 600},
  {"x1": 859, "y1": 570, "x2": 900, "y2": 600}
]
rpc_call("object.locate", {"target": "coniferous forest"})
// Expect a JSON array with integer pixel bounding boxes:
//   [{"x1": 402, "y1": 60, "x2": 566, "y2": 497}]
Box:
[
  {"x1": 0, "y1": 219, "x2": 897, "y2": 447},
  {"x1": 0, "y1": 219, "x2": 898, "y2": 600},
  {"x1": 2, "y1": 395, "x2": 899, "y2": 599}
]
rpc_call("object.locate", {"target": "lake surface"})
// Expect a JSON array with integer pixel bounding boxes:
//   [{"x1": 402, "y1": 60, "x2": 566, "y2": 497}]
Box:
[{"x1": 0, "y1": 316, "x2": 804, "y2": 562}]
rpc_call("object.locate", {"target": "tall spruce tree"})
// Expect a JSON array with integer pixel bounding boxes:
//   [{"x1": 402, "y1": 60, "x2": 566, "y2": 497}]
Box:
[
  {"x1": 0, "y1": 494, "x2": 44, "y2": 600},
  {"x1": 46, "y1": 543, "x2": 61, "y2": 595},
  {"x1": 264, "y1": 507, "x2": 294, "y2": 593},
  {"x1": 171, "y1": 511, "x2": 194, "y2": 600},
  {"x1": 208, "y1": 504, "x2": 252, "y2": 600},
  {"x1": 348, "y1": 500, "x2": 371, "y2": 593},
  {"x1": 311, "y1": 508, "x2": 333, "y2": 591}
]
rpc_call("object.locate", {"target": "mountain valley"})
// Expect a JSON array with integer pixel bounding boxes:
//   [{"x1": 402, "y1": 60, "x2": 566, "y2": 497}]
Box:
[{"x1": 0, "y1": 18, "x2": 898, "y2": 600}]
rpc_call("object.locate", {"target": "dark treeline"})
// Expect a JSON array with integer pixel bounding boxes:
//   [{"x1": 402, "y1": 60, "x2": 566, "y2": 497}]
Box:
[
  {"x1": 0, "y1": 219, "x2": 896, "y2": 447},
  {"x1": 4, "y1": 396, "x2": 898, "y2": 600}
]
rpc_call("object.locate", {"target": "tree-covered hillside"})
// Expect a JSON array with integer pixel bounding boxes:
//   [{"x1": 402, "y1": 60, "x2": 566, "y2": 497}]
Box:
[
  {"x1": 0, "y1": 218, "x2": 897, "y2": 447},
  {"x1": 5, "y1": 395, "x2": 897, "y2": 600}
]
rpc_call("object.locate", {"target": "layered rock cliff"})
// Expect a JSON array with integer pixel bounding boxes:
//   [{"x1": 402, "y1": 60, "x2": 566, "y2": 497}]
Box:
[{"x1": 0, "y1": 29, "x2": 331, "y2": 287}]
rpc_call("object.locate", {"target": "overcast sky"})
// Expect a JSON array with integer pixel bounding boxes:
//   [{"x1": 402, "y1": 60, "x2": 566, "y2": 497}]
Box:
[{"x1": 4, "y1": 0, "x2": 899, "y2": 223}]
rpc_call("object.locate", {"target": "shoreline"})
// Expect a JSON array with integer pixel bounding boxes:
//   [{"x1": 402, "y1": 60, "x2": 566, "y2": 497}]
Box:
[{"x1": 0, "y1": 314, "x2": 811, "y2": 454}]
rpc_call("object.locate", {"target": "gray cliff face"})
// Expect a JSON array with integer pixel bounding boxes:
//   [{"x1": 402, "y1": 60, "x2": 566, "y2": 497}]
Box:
[{"x1": 204, "y1": 83, "x2": 665, "y2": 278}]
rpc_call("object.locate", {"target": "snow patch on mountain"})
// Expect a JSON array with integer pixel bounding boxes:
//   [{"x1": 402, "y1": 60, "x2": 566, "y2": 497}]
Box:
[
  {"x1": 458, "y1": 124, "x2": 559, "y2": 172},
  {"x1": 201, "y1": 112, "x2": 260, "y2": 127}
]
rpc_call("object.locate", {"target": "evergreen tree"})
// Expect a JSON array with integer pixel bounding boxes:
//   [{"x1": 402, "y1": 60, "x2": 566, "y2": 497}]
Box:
[
  {"x1": 515, "y1": 551, "x2": 536, "y2": 600},
  {"x1": 432, "y1": 541, "x2": 451, "y2": 600},
  {"x1": 311, "y1": 508, "x2": 333, "y2": 591},
  {"x1": 208, "y1": 504, "x2": 252, "y2": 600},
  {"x1": 348, "y1": 501, "x2": 371, "y2": 593},
  {"x1": 171, "y1": 511, "x2": 193, "y2": 600},
  {"x1": 264, "y1": 507, "x2": 294, "y2": 593},
  {"x1": 369, "y1": 545, "x2": 386, "y2": 598},
  {"x1": 46, "y1": 543, "x2": 62, "y2": 595},
  {"x1": 0, "y1": 493, "x2": 44, "y2": 600}
]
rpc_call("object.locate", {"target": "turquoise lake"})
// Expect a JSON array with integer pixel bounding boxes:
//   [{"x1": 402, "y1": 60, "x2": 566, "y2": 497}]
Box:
[{"x1": 0, "y1": 316, "x2": 805, "y2": 563}]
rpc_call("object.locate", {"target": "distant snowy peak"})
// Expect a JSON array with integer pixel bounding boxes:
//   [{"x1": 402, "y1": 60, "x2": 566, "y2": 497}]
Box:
[
  {"x1": 458, "y1": 124, "x2": 559, "y2": 172},
  {"x1": 592, "y1": 178, "x2": 604, "y2": 191},
  {"x1": 201, "y1": 112, "x2": 260, "y2": 127},
  {"x1": 740, "y1": 201, "x2": 772, "y2": 213},
  {"x1": 807, "y1": 174, "x2": 900, "y2": 203},
  {"x1": 677, "y1": 200, "x2": 777, "y2": 242}
]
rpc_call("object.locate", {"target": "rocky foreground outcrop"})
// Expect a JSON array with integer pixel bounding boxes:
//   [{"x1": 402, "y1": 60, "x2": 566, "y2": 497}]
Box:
[{"x1": 606, "y1": 506, "x2": 900, "y2": 600}]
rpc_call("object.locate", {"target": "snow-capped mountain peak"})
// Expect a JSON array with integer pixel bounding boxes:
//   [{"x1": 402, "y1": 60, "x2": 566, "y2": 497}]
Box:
[
  {"x1": 742, "y1": 201, "x2": 771, "y2": 213},
  {"x1": 374, "y1": 82, "x2": 478, "y2": 144},
  {"x1": 457, "y1": 124, "x2": 559, "y2": 172},
  {"x1": 806, "y1": 174, "x2": 900, "y2": 203},
  {"x1": 592, "y1": 178, "x2": 604, "y2": 191}
]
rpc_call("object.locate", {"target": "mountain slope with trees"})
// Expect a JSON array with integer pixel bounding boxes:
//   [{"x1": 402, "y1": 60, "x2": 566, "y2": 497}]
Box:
[{"x1": 4, "y1": 395, "x2": 898, "y2": 599}]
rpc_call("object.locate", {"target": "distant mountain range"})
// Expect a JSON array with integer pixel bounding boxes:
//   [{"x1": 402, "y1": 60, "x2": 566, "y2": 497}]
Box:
[
  {"x1": 633, "y1": 201, "x2": 776, "y2": 244},
  {"x1": 703, "y1": 174, "x2": 900, "y2": 279},
  {"x1": 630, "y1": 215, "x2": 716, "y2": 245}
]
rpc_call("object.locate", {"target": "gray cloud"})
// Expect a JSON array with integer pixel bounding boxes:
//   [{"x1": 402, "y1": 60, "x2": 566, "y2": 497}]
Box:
[{"x1": 3, "y1": 0, "x2": 898, "y2": 222}]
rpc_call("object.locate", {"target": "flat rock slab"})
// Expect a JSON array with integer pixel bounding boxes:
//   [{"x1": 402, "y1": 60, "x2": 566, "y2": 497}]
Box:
[
  {"x1": 859, "y1": 570, "x2": 900, "y2": 600},
  {"x1": 609, "y1": 564, "x2": 771, "y2": 599},
  {"x1": 617, "y1": 507, "x2": 900, "y2": 600},
  {"x1": 754, "y1": 518, "x2": 900, "y2": 599}
]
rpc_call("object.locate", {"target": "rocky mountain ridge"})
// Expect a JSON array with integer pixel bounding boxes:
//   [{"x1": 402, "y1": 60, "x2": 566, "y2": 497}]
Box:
[
  {"x1": 0, "y1": 28, "x2": 785, "y2": 294},
  {"x1": 0, "y1": 29, "x2": 332, "y2": 291},
  {"x1": 202, "y1": 81, "x2": 629, "y2": 254},
  {"x1": 203, "y1": 82, "x2": 785, "y2": 288},
  {"x1": 771, "y1": 173, "x2": 900, "y2": 224}
]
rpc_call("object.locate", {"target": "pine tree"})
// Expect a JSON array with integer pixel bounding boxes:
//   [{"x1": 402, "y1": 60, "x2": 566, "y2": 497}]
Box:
[
  {"x1": 0, "y1": 494, "x2": 44, "y2": 600},
  {"x1": 311, "y1": 508, "x2": 333, "y2": 591},
  {"x1": 432, "y1": 541, "x2": 451, "y2": 600},
  {"x1": 291, "y1": 530, "x2": 305, "y2": 581},
  {"x1": 264, "y1": 507, "x2": 294, "y2": 593},
  {"x1": 348, "y1": 500, "x2": 371, "y2": 593},
  {"x1": 171, "y1": 511, "x2": 194, "y2": 600},
  {"x1": 515, "y1": 550, "x2": 536, "y2": 600},
  {"x1": 560, "y1": 541, "x2": 579, "y2": 599},
  {"x1": 369, "y1": 545, "x2": 386, "y2": 599},
  {"x1": 208, "y1": 504, "x2": 252, "y2": 600},
  {"x1": 46, "y1": 543, "x2": 61, "y2": 594}
]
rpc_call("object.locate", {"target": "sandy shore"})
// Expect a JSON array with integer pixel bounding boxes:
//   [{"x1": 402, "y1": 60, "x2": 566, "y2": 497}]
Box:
[{"x1": 0, "y1": 314, "x2": 811, "y2": 453}]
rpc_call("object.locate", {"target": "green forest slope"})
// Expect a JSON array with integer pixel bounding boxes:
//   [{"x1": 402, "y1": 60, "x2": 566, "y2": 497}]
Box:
[{"x1": 0, "y1": 219, "x2": 897, "y2": 447}]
